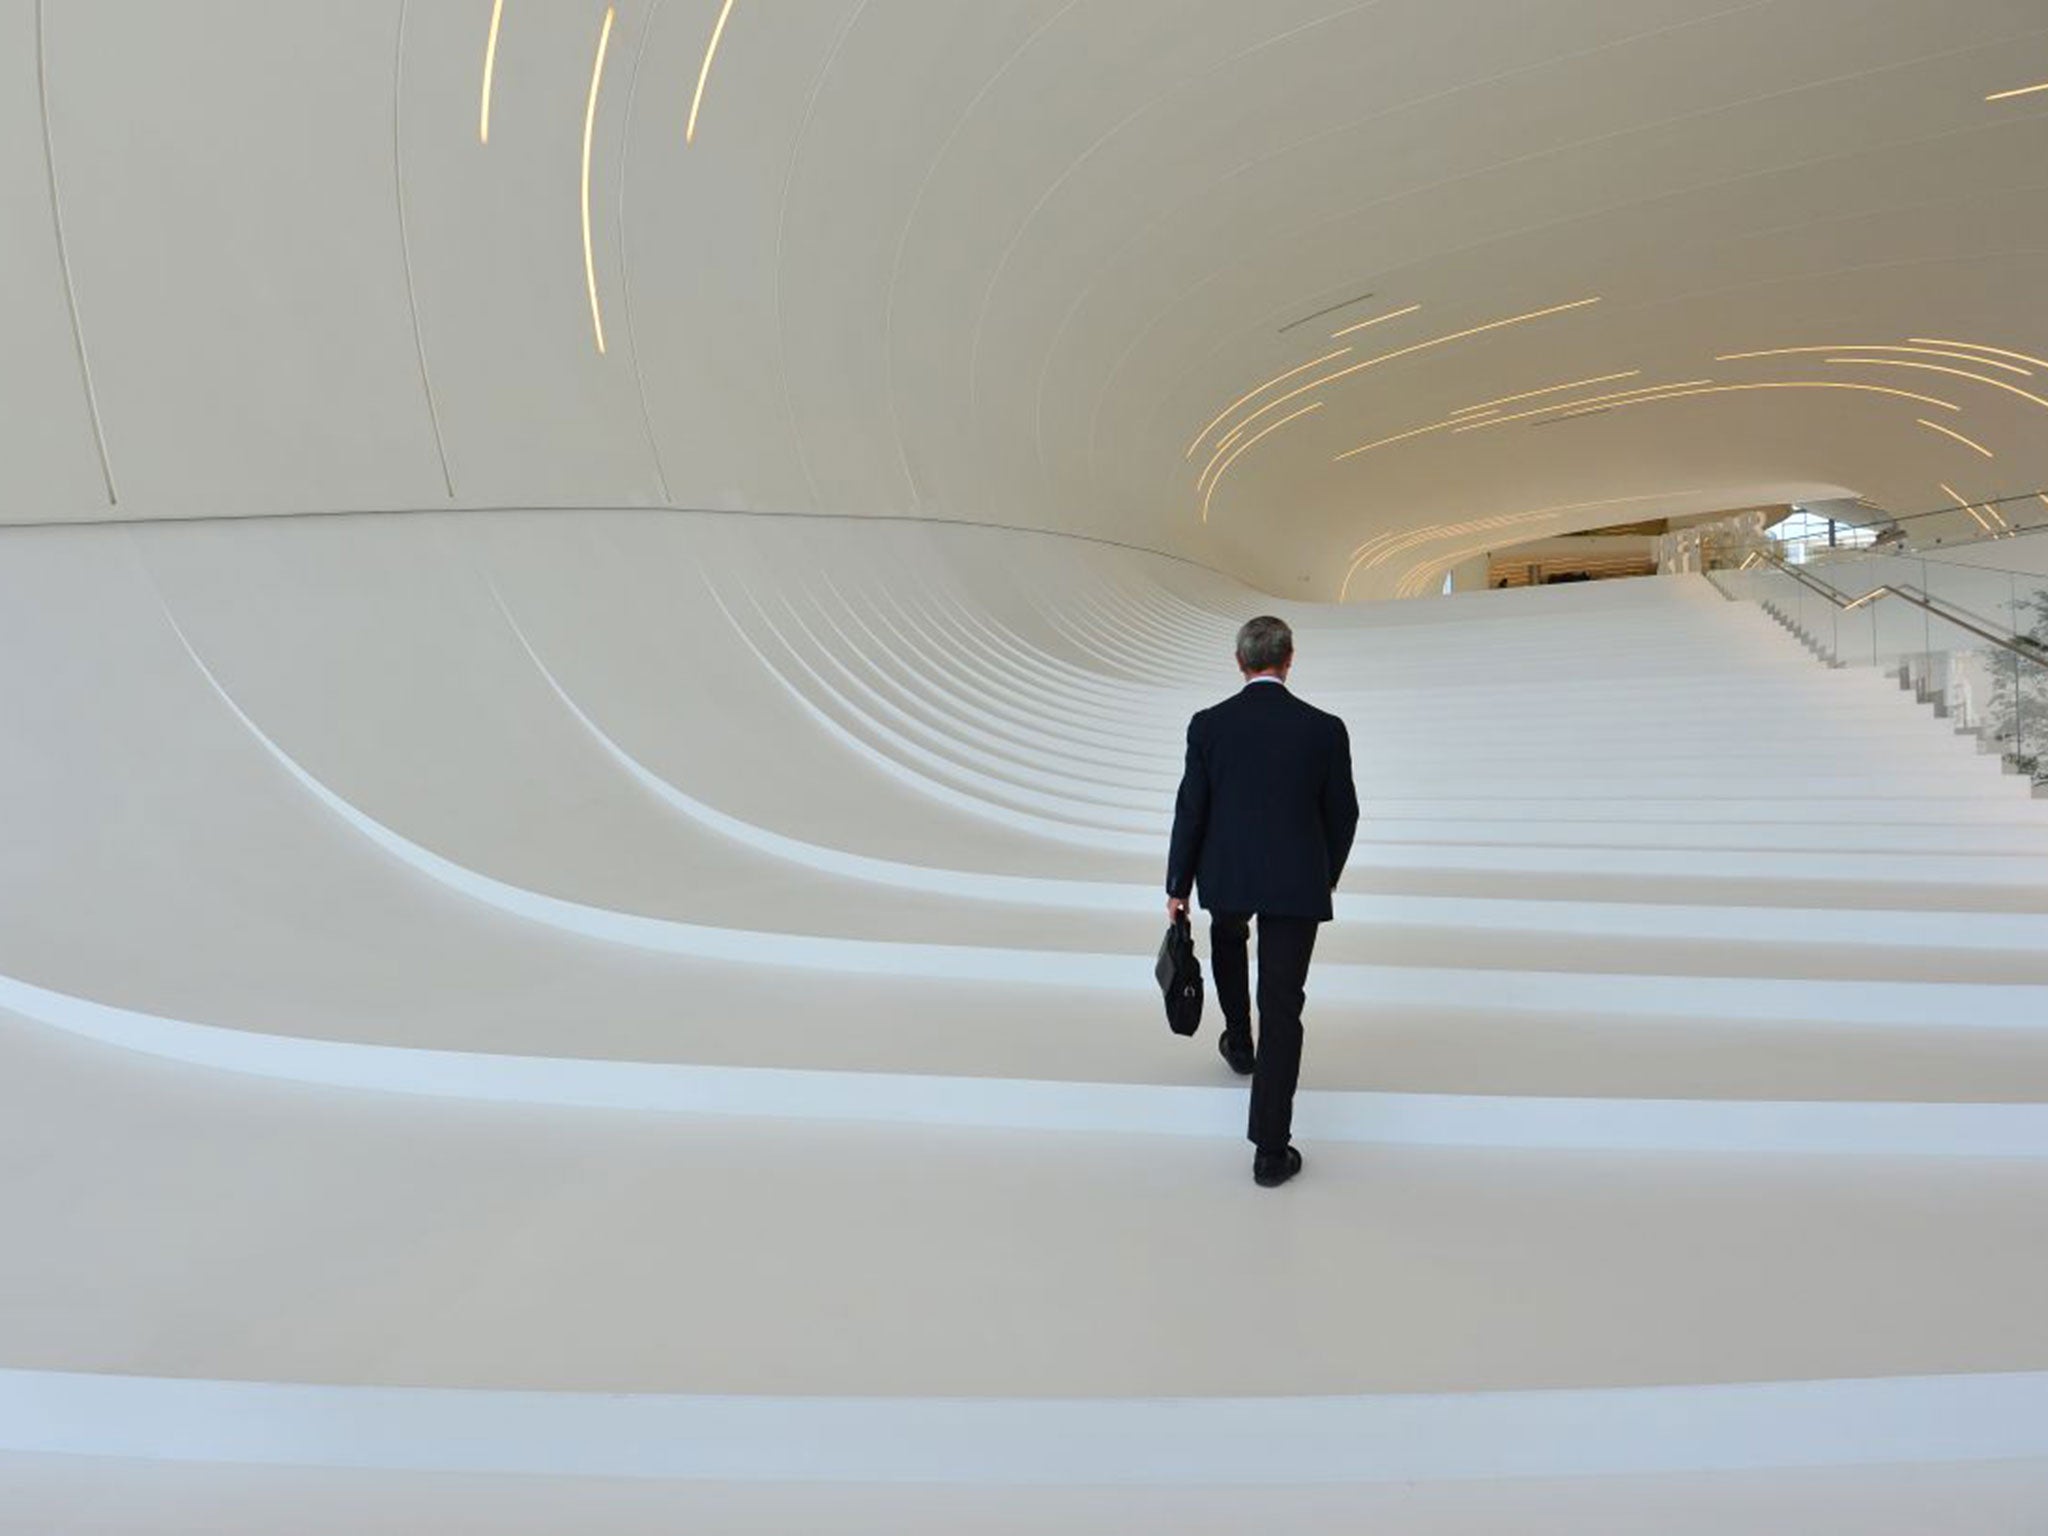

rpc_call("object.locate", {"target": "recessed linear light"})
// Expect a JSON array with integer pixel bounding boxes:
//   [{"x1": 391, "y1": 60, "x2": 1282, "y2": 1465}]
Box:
[
  {"x1": 1339, "y1": 488, "x2": 1699, "y2": 598},
  {"x1": 1383, "y1": 491, "x2": 1699, "y2": 599},
  {"x1": 1209, "y1": 297, "x2": 1603, "y2": 453},
  {"x1": 480, "y1": 0, "x2": 506, "y2": 145},
  {"x1": 1388, "y1": 515, "x2": 1644, "y2": 598},
  {"x1": 1448, "y1": 379, "x2": 1715, "y2": 433},
  {"x1": 1329, "y1": 419, "x2": 1463, "y2": 462},
  {"x1": 1350, "y1": 509, "x2": 1551, "y2": 566},
  {"x1": 1331, "y1": 378, "x2": 1679, "y2": 463},
  {"x1": 1450, "y1": 370, "x2": 1642, "y2": 417},
  {"x1": 1201, "y1": 401, "x2": 1321, "y2": 524},
  {"x1": 1347, "y1": 513, "x2": 1559, "y2": 591},
  {"x1": 1345, "y1": 487, "x2": 1704, "y2": 563},
  {"x1": 687, "y1": 0, "x2": 737, "y2": 145},
  {"x1": 1329, "y1": 302, "x2": 1421, "y2": 340},
  {"x1": 1917, "y1": 418, "x2": 1996, "y2": 458},
  {"x1": 1474, "y1": 379, "x2": 1961, "y2": 423},
  {"x1": 1826, "y1": 357, "x2": 2048, "y2": 413},
  {"x1": 1982, "y1": 493, "x2": 2013, "y2": 531},
  {"x1": 1717, "y1": 343, "x2": 2033, "y2": 376},
  {"x1": 1185, "y1": 348, "x2": 1350, "y2": 458},
  {"x1": 1939, "y1": 482, "x2": 2000, "y2": 533},
  {"x1": 1195, "y1": 421, "x2": 1253, "y2": 496},
  {"x1": 1910, "y1": 337, "x2": 2048, "y2": 371},
  {"x1": 1986, "y1": 79, "x2": 2048, "y2": 102},
  {"x1": 582, "y1": 6, "x2": 616, "y2": 355}
]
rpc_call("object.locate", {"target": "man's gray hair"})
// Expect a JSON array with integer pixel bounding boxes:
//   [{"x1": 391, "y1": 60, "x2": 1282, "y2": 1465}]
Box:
[{"x1": 1235, "y1": 615, "x2": 1294, "y2": 672}]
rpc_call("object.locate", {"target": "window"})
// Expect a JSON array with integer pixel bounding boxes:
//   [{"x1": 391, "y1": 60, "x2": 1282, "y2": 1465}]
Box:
[{"x1": 1773, "y1": 507, "x2": 1875, "y2": 564}]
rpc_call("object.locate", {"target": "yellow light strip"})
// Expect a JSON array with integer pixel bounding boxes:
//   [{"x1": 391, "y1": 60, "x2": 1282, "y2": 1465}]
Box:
[
  {"x1": 1716, "y1": 343, "x2": 2032, "y2": 375},
  {"x1": 1909, "y1": 337, "x2": 2048, "y2": 371},
  {"x1": 1391, "y1": 523, "x2": 1587, "y2": 599},
  {"x1": 1330, "y1": 302, "x2": 1421, "y2": 339},
  {"x1": 1363, "y1": 519, "x2": 1553, "y2": 598},
  {"x1": 581, "y1": 6, "x2": 615, "y2": 355},
  {"x1": 1450, "y1": 370, "x2": 1642, "y2": 416},
  {"x1": 1448, "y1": 378, "x2": 1716, "y2": 432},
  {"x1": 1201, "y1": 401, "x2": 1321, "y2": 523},
  {"x1": 1332, "y1": 379, "x2": 1694, "y2": 463},
  {"x1": 1209, "y1": 297, "x2": 1603, "y2": 452},
  {"x1": 687, "y1": 0, "x2": 737, "y2": 145},
  {"x1": 1340, "y1": 489, "x2": 1699, "y2": 598},
  {"x1": 1185, "y1": 348, "x2": 1350, "y2": 458},
  {"x1": 1348, "y1": 487, "x2": 1701, "y2": 562},
  {"x1": 1349, "y1": 510, "x2": 1556, "y2": 570},
  {"x1": 1940, "y1": 482, "x2": 1997, "y2": 533},
  {"x1": 1986, "y1": 79, "x2": 2048, "y2": 102},
  {"x1": 1826, "y1": 357, "x2": 2048, "y2": 413},
  {"x1": 1386, "y1": 498, "x2": 1693, "y2": 599},
  {"x1": 1917, "y1": 418, "x2": 1995, "y2": 458},
  {"x1": 1194, "y1": 421, "x2": 1251, "y2": 496},
  {"x1": 1476, "y1": 379, "x2": 1962, "y2": 421},
  {"x1": 480, "y1": 0, "x2": 506, "y2": 146},
  {"x1": 1330, "y1": 419, "x2": 1462, "y2": 463}
]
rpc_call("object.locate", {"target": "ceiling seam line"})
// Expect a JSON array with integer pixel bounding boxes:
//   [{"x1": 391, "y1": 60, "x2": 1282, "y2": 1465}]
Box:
[
  {"x1": 33, "y1": 0, "x2": 117, "y2": 507},
  {"x1": 392, "y1": 0, "x2": 455, "y2": 499},
  {"x1": 616, "y1": 0, "x2": 676, "y2": 505}
]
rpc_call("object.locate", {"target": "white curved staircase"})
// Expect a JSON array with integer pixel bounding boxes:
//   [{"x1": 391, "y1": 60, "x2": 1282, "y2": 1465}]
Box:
[{"x1": 3, "y1": 510, "x2": 2047, "y2": 1529}]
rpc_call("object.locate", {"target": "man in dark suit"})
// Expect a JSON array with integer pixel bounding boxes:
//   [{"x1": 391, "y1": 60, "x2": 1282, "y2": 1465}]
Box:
[{"x1": 1165, "y1": 615, "x2": 1358, "y2": 1187}]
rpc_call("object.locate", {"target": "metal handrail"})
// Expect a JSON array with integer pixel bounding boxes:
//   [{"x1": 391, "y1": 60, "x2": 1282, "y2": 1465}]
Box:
[
  {"x1": 1733, "y1": 548, "x2": 2048, "y2": 666},
  {"x1": 1787, "y1": 485, "x2": 2046, "y2": 540}
]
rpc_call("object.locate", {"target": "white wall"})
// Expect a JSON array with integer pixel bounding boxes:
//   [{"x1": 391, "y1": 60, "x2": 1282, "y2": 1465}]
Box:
[{"x1": 2, "y1": 0, "x2": 2046, "y2": 602}]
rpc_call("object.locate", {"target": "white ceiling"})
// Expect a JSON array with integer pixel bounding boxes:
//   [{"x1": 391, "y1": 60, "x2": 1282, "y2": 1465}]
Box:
[{"x1": 2, "y1": 0, "x2": 2045, "y2": 597}]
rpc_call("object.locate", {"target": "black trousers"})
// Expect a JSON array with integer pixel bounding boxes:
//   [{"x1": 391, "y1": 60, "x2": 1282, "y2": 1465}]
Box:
[{"x1": 1208, "y1": 911, "x2": 1320, "y2": 1152}]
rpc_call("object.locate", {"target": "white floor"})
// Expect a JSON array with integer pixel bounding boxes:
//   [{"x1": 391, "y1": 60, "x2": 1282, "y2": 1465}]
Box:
[{"x1": 3, "y1": 510, "x2": 2047, "y2": 1524}]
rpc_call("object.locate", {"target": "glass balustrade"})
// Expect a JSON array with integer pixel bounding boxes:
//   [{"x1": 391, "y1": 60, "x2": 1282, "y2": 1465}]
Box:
[{"x1": 1706, "y1": 507, "x2": 2048, "y2": 788}]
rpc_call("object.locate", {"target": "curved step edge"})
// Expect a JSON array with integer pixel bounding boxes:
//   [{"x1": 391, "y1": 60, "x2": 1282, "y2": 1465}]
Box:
[
  {"x1": 5, "y1": 1368, "x2": 2046, "y2": 1484},
  {"x1": 10, "y1": 976, "x2": 2048, "y2": 1155}
]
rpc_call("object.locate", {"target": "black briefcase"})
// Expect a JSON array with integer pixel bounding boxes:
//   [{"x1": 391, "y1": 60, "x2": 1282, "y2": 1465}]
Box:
[{"x1": 1155, "y1": 916, "x2": 1204, "y2": 1036}]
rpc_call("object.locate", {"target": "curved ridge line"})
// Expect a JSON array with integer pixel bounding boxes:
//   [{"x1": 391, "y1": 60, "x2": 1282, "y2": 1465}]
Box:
[
  {"x1": 144, "y1": 588, "x2": 1139, "y2": 977},
  {"x1": 407, "y1": 606, "x2": 2048, "y2": 962},
  {"x1": 483, "y1": 586, "x2": 2048, "y2": 952},
  {"x1": 691, "y1": 568, "x2": 1161, "y2": 848},
  {"x1": 486, "y1": 578, "x2": 1145, "y2": 909},
  {"x1": 773, "y1": 574, "x2": 1172, "y2": 801},
  {"x1": 735, "y1": 572, "x2": 1165, "y2": 816},
  {"x1": 8, "y1": 961, "x2": 2048, "y2": 1151},
  {"x1": 9, "y1": 1368, "x2": 2048, "y2": 1483}
]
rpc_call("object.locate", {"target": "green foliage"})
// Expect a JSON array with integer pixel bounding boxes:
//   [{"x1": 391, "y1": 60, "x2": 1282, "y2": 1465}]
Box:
[{"x1": 1984, "y1": 588, "x2": 2048, "y2": 780}]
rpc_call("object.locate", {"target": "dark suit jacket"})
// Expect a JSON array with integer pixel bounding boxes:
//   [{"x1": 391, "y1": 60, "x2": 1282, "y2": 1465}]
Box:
[{"x1": 1165, "y1": 681, "x2": 1359, "y2": 922}]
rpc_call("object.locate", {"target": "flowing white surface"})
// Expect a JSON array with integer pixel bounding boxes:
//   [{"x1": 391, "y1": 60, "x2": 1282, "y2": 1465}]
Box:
[{"x1": 3, "y1": 510, "x2": 2047, "y2": 1513}]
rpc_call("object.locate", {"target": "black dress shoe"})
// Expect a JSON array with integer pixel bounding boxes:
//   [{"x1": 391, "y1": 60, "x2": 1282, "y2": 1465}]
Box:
[
  {"x1": 1217, "y1": 1030, "x2": 1256, "y2": 1076},
  {"x1": 1253, "y1": 1146, "x2": 1302, "y2": 1188}
]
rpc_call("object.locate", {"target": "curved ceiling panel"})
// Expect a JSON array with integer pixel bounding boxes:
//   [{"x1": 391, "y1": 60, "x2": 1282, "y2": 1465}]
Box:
[{"x1": 3, "y1": 0, "x2": 2045, "y2": 596}]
